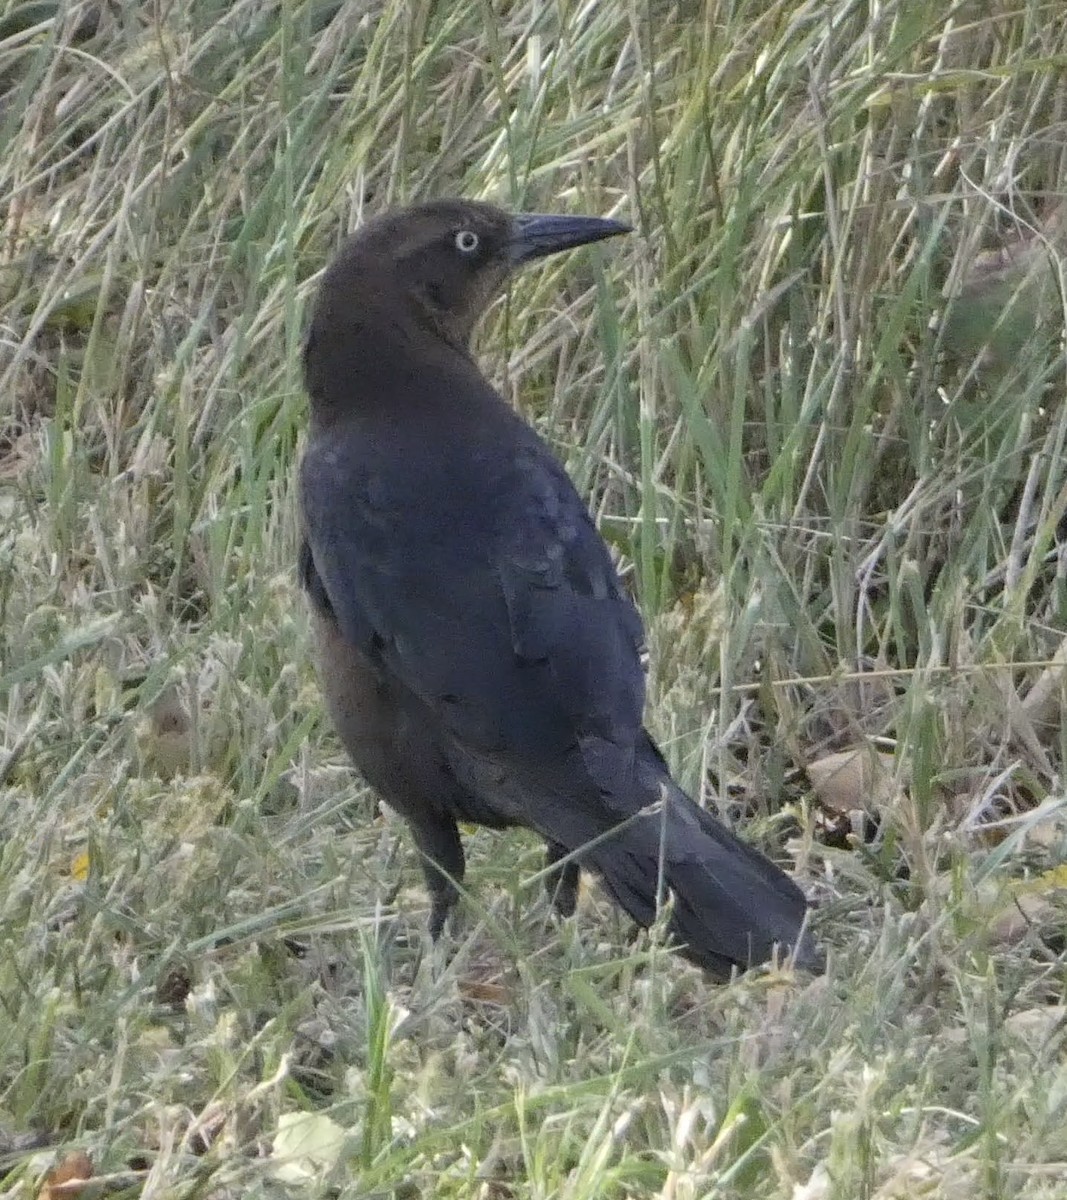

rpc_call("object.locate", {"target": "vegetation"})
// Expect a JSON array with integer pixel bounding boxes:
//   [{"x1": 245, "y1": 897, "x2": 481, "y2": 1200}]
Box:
[{"x1": 2, "y1": 0, "x2": 1066, "y2": 1196}]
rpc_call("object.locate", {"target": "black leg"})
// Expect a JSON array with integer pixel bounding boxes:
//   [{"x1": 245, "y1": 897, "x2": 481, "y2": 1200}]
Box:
[
  {"x1": 544, "y1": 840, "x2": 580, "y2": 917},
  {"x1": 408, "y1": 815, "x2": 465, "y2": 938}
]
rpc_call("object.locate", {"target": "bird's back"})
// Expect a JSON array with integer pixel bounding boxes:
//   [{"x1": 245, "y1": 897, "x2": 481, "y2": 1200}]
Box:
[{"x1": 301, "y1": 348, "x2": 648, "y2": 766}]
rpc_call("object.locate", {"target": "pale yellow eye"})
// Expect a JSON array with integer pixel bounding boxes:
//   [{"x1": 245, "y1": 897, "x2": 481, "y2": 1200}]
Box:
[{"x1": 455, "y1": 230, "x2": 479, "y2": 254}]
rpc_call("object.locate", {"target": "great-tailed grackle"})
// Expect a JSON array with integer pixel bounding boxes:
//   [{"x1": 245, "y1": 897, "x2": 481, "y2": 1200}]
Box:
[{"x1": 298, "y1": 199, "x2": 820, "y2": 977}]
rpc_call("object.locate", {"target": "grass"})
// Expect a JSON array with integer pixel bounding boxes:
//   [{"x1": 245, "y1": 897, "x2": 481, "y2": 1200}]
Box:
[{"x1": 2, "y1": 0, "x2": 1067, "y2": 1196}]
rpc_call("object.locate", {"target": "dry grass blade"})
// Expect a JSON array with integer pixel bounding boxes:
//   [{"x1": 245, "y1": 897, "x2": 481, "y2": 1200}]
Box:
[{"x1": 1, "y1": 1, "x2": 1067, "y2": 1197}]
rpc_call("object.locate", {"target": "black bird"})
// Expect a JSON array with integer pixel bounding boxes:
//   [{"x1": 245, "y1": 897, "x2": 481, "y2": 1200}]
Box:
[{"x1": 298, "y1": 199, "x2": 820, "y2": 977}]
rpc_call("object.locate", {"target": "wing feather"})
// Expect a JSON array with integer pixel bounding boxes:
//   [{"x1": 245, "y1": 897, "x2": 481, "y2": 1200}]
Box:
[{"x1": 300, "y1": 430, "x2": 646, "y2": 761}]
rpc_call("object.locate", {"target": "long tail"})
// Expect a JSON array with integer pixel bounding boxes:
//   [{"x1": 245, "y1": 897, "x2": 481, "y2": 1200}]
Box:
[
  {"x1": 450, "y1": 733, "x2": 821, "y2": 977},
  {"x1": 576, "y1": 741, "x2": 822, "y2": 978}
]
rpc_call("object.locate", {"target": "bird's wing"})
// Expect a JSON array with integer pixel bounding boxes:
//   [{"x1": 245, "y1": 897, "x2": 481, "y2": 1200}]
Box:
[{"x1": 300, "y1": 431, "x2": 646, "y2": 767}]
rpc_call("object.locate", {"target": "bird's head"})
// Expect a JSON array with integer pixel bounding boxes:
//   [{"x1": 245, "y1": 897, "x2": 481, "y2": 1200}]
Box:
[{"x1": 318, "y1": 199, "x2": 630, "y2": 351}]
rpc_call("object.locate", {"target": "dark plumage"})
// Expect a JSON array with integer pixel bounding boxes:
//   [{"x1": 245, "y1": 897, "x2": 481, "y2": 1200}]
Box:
[{"x1": 299, "y1": 198, "x2": 820, "y2": 977}]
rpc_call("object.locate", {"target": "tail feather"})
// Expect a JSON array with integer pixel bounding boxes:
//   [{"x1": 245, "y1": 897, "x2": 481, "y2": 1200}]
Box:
[
  {"x1": 448, "y1": 733, "x2": 821, "y2": 976},
  {"x1": 581, "y1": 752, "x2": 821, "y2": 977},
  {"x1": 586, "y1": 786, "x2": 820, "y2": 976}
]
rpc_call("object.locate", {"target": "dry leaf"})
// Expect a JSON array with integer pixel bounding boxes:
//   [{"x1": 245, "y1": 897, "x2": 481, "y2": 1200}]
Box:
[
  {"x1": 990, "y1": 892, "x2": 1056, "y2": 946},
  {"x1": 271, "y1": 1112, "x2": 347, "y2": 1183},
  {"x1": 458, "y1": 979, "x2": 511, "y2": 1005},
  {"x1": 1016, "y1": 810, "x2": 1067, "y2": 853},
  {"x1": 39, "y1": 1151, "x2": 93, "y2": 1200},
  {"x1": 792, "y1": 1162, "x2": 830, "y2": 1200},
  {"x1": 806, "y1": 747, "x2": 897, "y2": 815},
  {"x1": 1004, "y1": 1005, "x2": 1067, "y2": 1048}
]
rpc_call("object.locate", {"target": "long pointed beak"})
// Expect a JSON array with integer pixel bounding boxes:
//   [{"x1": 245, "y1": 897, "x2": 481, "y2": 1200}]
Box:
[{"x1": 508, "y1": 212, "x2": 632, "y2": 264}]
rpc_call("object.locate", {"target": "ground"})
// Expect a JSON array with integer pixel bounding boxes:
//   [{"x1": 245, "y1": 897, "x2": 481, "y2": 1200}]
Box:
[{"x1": 2, "y1": 1, "x2": 1067, "y2": 1197}]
